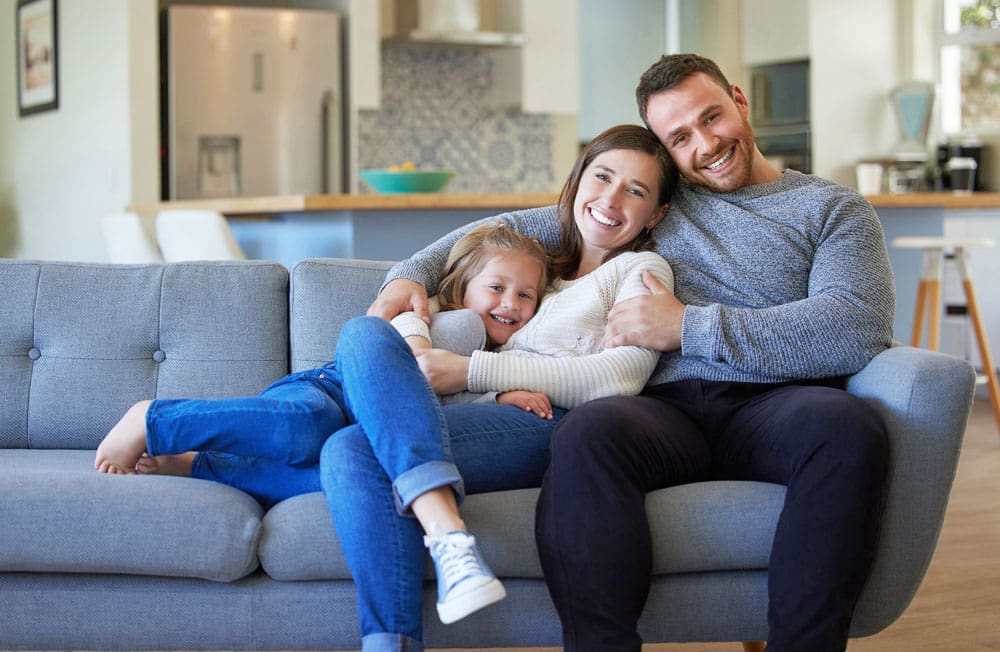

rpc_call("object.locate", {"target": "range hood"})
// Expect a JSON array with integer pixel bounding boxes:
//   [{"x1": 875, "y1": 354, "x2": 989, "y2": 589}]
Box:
[{"x1": 392, "y1": 0, "x2": 525, "y2": 47}]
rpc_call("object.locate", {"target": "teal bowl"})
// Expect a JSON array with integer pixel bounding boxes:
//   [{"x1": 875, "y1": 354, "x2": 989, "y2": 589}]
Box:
[{"x1": 360, "y1": 169, "x2": 456, "y2": 194}]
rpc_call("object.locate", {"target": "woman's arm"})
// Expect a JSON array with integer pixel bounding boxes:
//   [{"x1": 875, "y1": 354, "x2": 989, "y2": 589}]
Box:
[
  {"x1": 465, "y1": 253, "x2": 673, "y2": 408},
  {"x1": 467, "y1": 346, "x2": 660, "y2": 409}
]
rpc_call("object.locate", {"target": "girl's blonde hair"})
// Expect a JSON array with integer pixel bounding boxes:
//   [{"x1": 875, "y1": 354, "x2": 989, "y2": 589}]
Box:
[{"x1": 436, "y1": 222, "x2": 550, "y2": 311}]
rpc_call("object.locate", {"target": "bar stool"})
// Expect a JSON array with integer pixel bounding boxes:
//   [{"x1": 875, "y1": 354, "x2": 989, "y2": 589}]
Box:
[{"x1": 892, "y1": 236, "x2": 1000, "y2": 433}]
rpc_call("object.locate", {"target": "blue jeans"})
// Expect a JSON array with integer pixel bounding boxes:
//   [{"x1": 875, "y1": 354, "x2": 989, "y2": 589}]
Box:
[
  {"x1": 144, "y1": 316, "x2": 463, "y2": 509},
  {"x1": 321, "y1": 399, "x2": 566, "y2": 652}
]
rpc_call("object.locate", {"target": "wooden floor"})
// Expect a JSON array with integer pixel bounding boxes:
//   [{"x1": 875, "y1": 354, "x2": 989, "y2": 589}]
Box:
[{"x1": 456, "y1": 398, "x2": 1000, "y2": 652}]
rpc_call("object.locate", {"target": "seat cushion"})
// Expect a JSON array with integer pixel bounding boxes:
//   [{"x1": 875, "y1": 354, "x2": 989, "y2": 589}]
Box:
[
  {"x1": 258, "y1": 482, "x2": 784, "y2": 581},
  {"x1": 0, "y1": 450, "x2": 262, "y2": 582}
]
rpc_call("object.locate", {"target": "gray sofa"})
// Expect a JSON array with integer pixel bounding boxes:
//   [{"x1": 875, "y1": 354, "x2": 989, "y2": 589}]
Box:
[{"x1": 0, "y1": 258, "x2": 976, "y2": 650}]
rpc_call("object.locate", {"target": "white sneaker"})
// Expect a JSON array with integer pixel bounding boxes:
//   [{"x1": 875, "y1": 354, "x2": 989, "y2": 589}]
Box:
[{"x1": 424, "y1": 525, "x2": 507, "y2": 624}]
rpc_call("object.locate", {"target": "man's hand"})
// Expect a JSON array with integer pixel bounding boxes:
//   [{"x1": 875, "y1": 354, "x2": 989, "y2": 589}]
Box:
[
  {"x1": 604, "y1": 270, "x2": 684, "y2": 351},
  {"x1": 413, "y1": 348, "x2": 471, "y2": 395},
  {"x1": 497, "y1": 390, "x2": 553, "y2": 420},
  {"x1": 367, "y1": 279, "x2": 431, "y2": 323}
]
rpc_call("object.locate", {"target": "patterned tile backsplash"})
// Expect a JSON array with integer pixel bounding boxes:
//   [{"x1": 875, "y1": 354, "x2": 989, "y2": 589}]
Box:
[{"x1": 357, "y1": 43, "x2": 556, "y2": 193}]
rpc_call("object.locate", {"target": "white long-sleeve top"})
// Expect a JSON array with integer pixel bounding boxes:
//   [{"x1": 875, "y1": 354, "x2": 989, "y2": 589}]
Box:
[{"x1": 467, "y1": 250, "x2": 673, "y2": 409}]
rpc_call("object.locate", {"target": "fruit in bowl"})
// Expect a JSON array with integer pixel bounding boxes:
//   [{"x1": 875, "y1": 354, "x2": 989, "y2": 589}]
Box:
[{"x1": 360, "y1": 164, "x2": 456, "y2": 194}]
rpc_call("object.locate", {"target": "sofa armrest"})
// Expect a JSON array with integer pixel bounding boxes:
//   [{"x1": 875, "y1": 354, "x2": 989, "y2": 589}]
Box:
[{"x1": 844, "y1": 345, "x2": 976, "y2": 634}]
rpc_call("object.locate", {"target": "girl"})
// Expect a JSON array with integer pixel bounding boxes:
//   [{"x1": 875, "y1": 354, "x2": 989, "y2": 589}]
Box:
[
  {"x1": 93, "y1": 221, "x2": 551, "y2": 505},
  {"x1": 321, "y1": 123, "x2": 679, "y2": 651}
]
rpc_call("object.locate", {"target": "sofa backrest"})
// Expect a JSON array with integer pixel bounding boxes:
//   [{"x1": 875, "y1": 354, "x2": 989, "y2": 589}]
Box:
[
  {"x1": 0, "y1": 260, "x2": 290, "y2": 449},
  {"x1": 289, "y1": 258, "x2": 393, "y2": 372}
]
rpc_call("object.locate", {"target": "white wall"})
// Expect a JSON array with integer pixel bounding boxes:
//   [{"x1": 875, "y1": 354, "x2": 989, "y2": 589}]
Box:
[
  {"x1": 808, "y1": 0, "x2": 898, "y2": 186},
  {"x1": 741, "y1": 0, "x2": 808, "y2": 65},
  {"x1": 679, "y1": 0, "x2": 745, "y2": 88},
  {"x1": 577, "y1": 0, "x2": 666, "y2": 141},
  {"x1": 0, "y1": 0, "x2": 159, "y2": 261},
  {"x1": 0, "y1": 0, "x2": 18, "y2": 258}
]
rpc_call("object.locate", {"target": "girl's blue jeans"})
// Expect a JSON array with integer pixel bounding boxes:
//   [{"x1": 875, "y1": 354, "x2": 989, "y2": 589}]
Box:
[
  {"x1": 145, "y1": 315, "x2": 564, "y2": 652},
  {"x1": 145, "y1": 316, "x2": 463, "y2": 510},
  {"x1": 321, "y1": 398, "x2": 565, "y2": 652}
]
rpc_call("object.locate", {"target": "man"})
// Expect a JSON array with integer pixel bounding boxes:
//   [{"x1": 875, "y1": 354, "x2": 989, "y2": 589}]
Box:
[{"x1": 370, "y1": 54, "x2": 894, "y2": 652}]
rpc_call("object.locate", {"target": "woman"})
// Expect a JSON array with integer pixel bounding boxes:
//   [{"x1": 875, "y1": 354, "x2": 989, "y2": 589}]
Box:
[{"x1": 321, "y1": 123, "x2": 679, "y2": 652}]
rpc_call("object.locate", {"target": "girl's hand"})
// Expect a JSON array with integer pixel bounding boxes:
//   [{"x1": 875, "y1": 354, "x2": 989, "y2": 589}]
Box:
[
  {"x1": 404, "y1": 335, "x2": 431, "y2": 354},
  {"x1": 414, "y1": 348, "x2": 471, "y2": 394},
  {"x1": 497, "y1": 390, "x2": 553, "y2": 420}
]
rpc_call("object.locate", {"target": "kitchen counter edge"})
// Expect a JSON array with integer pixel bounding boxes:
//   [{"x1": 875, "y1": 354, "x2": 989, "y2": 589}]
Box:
[
  {"x1": 128, "y1": 191, "x2": 1000, "y2": 217},
  {"x1": 864, "y1": 192, "x2": 1000, "y2": 209},
  {"x1": 128, "y1": 193, "x2": 562, "y2": 216}
]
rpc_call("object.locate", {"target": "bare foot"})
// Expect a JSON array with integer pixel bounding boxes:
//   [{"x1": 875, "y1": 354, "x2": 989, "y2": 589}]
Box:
[
  {"x1": 136, "y1": 452, "x2": 196, "y2": 477},
  {"x1": 95, "y1": 400, "x2": 153, "y2": 474}
]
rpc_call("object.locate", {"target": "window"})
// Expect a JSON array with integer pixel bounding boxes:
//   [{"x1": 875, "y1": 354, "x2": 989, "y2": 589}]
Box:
[{"x1": 940, "y1": 0, "x2": 1000, "y2": 133}]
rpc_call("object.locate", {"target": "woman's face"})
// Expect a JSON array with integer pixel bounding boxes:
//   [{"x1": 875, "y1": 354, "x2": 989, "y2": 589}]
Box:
[
  {"x1": 462, "y1": 250, "x2": 545, "y2": 346},
  {"x1": 572, "y1": 148, "x2": 666, "y2": 258}
]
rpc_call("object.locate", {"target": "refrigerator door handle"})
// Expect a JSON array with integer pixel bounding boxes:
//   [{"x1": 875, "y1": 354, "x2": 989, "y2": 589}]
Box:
[{"x1": 322, "y1": 90, "x2": 343, "y2": 194}]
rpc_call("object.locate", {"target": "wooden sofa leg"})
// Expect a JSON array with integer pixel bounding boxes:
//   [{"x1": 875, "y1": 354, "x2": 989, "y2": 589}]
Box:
[{"x1": 742, "y1": 643, "x2": 766, "y2": 652}]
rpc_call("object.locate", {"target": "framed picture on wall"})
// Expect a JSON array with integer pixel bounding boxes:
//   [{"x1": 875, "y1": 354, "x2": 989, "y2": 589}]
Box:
[{"x1": 16, "y1": 0, "x2": 59, "y2": 117}]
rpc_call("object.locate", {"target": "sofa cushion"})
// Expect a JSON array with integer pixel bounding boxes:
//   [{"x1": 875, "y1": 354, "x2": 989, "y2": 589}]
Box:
[
  {"x1": 0, "y1": 260, "x2": 289, "y2": 450},
  {"x1": 290, "y1": 258, "x2": 392, "y2": 372},
  {"x1": 258, "y1": 482, "x2": 784, "y2": 582},
  {"x1": 0, "y1": 450, "x2": 262, "y2": 582}
]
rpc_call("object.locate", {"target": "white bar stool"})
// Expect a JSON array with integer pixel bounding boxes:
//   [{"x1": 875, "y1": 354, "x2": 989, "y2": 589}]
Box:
[{"x1": 892, "y1": 236, "x2": 1000, "y2": 433}]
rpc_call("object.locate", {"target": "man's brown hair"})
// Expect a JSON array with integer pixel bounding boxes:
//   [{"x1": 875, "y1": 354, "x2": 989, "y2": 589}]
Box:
[{"x1": 635, "y1": 53, "x2": 733, "y2": 127}]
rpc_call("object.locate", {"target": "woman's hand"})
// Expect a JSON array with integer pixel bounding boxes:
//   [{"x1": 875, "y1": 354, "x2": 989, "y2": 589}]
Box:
[
  {"x1": 368, "y1": 279, "x2": 430, "y2": 323},
  {"x1": 414, "y1": 348, "x2": 471, "y2": 395},
  {"x1": 497, "y1": 390, "x2": 553, "y2": 420}
]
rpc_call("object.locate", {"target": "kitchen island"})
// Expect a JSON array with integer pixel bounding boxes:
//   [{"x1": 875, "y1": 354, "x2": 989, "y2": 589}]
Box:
[{"x1": 129, "y1": 192, "x2": 560, "y2": 265}]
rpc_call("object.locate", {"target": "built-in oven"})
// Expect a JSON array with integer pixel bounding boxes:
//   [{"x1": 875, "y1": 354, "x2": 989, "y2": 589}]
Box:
[{"x1": 749, "y1": 59, "x2": 811, "y2": 174}]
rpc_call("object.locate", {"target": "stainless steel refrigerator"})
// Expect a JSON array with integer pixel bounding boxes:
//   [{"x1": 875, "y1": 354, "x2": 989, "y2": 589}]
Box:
[{"x1": 163, "y1": 5, "x2": 343, "y2": 199}]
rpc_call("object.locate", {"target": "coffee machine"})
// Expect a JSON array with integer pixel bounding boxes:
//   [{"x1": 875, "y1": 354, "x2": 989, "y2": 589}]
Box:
[{"x1": 936, "y1": 137, "x2": 989, "y2": 191}]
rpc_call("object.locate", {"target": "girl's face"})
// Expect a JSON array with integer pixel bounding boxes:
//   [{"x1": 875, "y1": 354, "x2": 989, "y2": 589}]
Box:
[
  {"x1": 462, "y1": 250, "x2": 546, "y2": 346},
  {"x1": 573, "y1": 148, "x2": 667, "y2": 258}
]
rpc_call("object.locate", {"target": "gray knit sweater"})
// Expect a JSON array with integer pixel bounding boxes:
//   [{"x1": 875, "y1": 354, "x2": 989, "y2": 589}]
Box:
[{"x1": 386, "y1": 170, "x2": 895, "y2": 386}]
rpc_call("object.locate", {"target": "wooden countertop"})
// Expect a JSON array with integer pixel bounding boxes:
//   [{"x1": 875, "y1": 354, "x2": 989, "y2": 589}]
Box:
[
  {"x1": 129, "y1": 191, "x2": 1000, "y2": 217},
  {"x1": 865, "y1": 192, "x2": 1000, "y2": 209},
  {"x1": 128, "y1": 192, "x2": 561, "y2": 216}
]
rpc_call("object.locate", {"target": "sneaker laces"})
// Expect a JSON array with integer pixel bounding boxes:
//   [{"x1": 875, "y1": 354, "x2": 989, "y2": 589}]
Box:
[{"x1": 424, "y1": 527, "x2": 483, "y2": 589}]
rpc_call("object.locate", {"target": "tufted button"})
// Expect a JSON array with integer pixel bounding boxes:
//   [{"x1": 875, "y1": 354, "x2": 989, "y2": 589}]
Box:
[
  {"x1": 27, "y1": 348, "x2": 41, "y2": 360},
  {"x1": 152, "y1": 350, "x2": 166, "y2": 363}
]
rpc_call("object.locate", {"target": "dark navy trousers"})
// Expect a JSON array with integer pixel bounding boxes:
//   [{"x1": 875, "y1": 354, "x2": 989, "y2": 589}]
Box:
[{"x1": 535, "y1": 379, "x2": 888, "y2": 652}]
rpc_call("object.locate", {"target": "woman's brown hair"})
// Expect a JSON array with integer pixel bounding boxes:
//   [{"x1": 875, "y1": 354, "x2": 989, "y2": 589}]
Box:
[
  {"x1": 550, "y1": 124, "x2": 677, "y2": 280},
  {"x1": 436, "y1": 222, "x2": 550, "y2": 311}
]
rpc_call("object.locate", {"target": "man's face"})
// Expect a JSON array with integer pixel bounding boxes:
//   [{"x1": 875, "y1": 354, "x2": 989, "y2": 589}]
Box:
[{"x1": 645, "y1": 72, "x2": 773, "y2": 192}]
